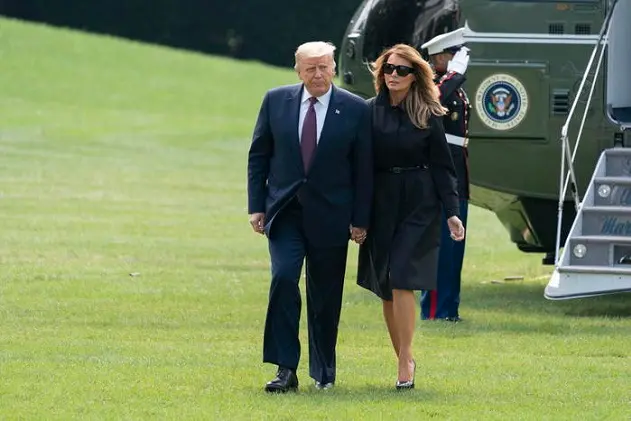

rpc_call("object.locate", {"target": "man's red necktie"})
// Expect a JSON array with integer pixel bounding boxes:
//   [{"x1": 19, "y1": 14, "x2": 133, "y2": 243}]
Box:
[{"x1": 301, "y1": 96, "x2": 318, "y2": 172}]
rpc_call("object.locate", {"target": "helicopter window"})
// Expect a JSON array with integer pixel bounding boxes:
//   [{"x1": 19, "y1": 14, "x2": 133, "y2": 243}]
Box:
[
  {"x1": 362, "y1": 0, "x2": 460, "y2": 63},
  {"x1": 362, "y1": 0, "x2": 415, "y2": 62},
  {"x1": 350, "y1": 0, "x2": 376, "y2": 33}
]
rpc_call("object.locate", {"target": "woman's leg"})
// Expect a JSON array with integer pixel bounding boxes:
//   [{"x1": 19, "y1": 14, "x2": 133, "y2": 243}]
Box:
[
  {"x1": 382, "y1": 300, "x2": 400, "y2": 357},
  {"x1": 392, "y1": 289, "x2": 416, "y2": 381}
]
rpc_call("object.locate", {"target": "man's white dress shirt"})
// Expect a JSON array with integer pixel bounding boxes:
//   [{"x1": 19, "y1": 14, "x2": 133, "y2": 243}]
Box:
[{"x1": 298, "y1": 85, "x2": 332, "y2": 144}]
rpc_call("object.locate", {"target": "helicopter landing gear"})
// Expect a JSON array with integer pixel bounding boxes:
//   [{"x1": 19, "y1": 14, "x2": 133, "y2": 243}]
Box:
[
  {"x1": 542, "y1": 252, "x2": 555, "y2": 265},
  {"x1": 612, "y1": 128, "x2": 631, "y2": 148},
  {"x1": 613, "y1": 131, "x2": 624, "y2": 147},
  {"x1": 614, "y1": 128, "x2": 631, "y2": 148}
]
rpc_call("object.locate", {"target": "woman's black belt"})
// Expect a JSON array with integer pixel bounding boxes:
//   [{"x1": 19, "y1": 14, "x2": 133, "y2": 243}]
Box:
[{"x1": 378, "y1": 165, "x2": 428, "y2": 174}]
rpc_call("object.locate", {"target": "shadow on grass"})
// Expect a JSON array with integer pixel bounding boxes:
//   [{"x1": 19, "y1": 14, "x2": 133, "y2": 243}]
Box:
[
  {"x1": 464, "y1": 280, "x2": 631, "y2": 319},
  {"x1": 399, "y1": 281, "x2": 631, "y2": 337},
  {"x1": 200, "y1": 262, "x2": 269, "y2": 273},
  {"x1": 554, "y1": 293, "x2": 631, "y2": 318},
  {"x1": 256, "y1": 383, "x2": 444, "y2": 404},
  {"x1": 346, "y1": 279, "x2": 631, "y2": 321},
  {"x1": 346, "y1": 279, "x2": 631, "y2": 338}
]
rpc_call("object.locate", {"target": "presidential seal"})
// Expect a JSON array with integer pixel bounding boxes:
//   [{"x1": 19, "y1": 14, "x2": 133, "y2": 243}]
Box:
[{"x1": 475, "y1": 74, "x2": 529, "y2": 131}]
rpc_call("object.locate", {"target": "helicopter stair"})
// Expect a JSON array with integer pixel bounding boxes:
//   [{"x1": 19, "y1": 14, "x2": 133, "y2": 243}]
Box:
[{"x1": 545, "y1": 148, "x2": 631, "y2": 299}]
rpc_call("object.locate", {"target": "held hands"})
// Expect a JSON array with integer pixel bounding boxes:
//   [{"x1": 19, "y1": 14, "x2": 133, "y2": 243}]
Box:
[
  {"x1": 250, "y1": 215, "x2": 368, "y2": 243},
  {"x1": 350, "y1": 226, "x2": 367, "y2": 245},
  {"x1": 249, "y1": 212, "x2": 265, "y2": 234},
  {"x1": 447, "y1": 47, "x2": 470, "y2": 75},
  {"x1": 447, "y1": 216, "x2": 465, "y2": 241}
]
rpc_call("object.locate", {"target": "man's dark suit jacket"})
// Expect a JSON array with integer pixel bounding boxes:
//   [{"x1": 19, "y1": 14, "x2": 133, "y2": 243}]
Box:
[{"x1": 247, "y1": 83, "x2": 373, "y2": 247}]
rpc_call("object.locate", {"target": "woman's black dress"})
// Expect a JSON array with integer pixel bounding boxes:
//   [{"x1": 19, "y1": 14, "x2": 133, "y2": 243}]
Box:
[{"x1": 357, "y1": 91, "x2": 461, "y2": 301}]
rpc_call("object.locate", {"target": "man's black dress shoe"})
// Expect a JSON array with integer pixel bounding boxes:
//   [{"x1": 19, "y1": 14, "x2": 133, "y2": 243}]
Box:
[
  {"x1": 264, "y1": 367, "x2": 298, "y2": 393},
  {"x1": 315, "y1": 381, "x2": 334, "y2": 390},
  {"x1": 444, "y1": 316, "x2": 463, "y2": 322}
]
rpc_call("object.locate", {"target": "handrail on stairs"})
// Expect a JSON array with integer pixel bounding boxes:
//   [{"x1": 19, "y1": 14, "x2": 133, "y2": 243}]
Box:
[{"x1": 553, "y1": 0, "x2": 618, "y2": 266}]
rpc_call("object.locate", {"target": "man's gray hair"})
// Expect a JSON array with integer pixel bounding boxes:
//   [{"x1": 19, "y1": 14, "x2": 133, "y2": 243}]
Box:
[{"x1": 294, "y1": 41, "x2": 337, "y2": 71}]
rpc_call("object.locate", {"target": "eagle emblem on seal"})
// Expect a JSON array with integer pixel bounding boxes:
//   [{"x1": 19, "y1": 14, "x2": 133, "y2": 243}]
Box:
[{"x1": 487, "y1": 87, "x2": 515, "y2": 118}]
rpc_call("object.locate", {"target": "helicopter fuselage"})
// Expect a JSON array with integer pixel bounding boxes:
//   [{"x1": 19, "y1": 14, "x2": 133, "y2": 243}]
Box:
[{"x1": 338, "y1": 0, "x2": 616, "y2": 258}]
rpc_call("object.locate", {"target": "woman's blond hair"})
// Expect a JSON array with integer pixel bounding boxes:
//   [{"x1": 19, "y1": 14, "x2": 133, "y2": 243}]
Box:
[{"x1": 370, "y1": 44, "x2": 446, "y2": 129}]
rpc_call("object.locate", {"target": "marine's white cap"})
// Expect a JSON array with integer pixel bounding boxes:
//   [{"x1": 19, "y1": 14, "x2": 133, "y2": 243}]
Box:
[{"x1": 421, "y1": 27, "x2": 466, "y2": 56}]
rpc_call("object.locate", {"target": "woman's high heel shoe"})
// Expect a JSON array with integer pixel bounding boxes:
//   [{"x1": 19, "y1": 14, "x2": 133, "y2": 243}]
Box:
[{"x1": 395, "y1": 359, "x2": 416, "y2": 390}]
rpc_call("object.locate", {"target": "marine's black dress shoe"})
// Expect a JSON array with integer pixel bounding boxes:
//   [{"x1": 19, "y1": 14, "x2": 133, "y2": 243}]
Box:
[
  {"x1": 264, "y1": 367, "x2": 299, "y2": 393},
  {"x1": 444, "y1": 316, "x2": 463, "y2": 322}
]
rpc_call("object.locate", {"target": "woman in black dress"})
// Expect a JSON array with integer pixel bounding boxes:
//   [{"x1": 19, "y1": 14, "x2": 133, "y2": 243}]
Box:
[{"x1": 356, "y1": 44, "x2": 465, "y2": 389}]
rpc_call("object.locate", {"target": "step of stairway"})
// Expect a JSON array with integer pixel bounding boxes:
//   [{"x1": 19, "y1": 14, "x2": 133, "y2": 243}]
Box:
[
  {"x1": 567, "y1": 235, "x2": 631, "y2": 265},
  {"x1": 605, "y1": 149, "x2": 631, "y2": 177},
  {"x1": 604, "y1": 147, "x2": 631, "y2": 157},
  {"x1": 569, "y1": 234, "x2": 631, "y2": 243},
  {"x1": 546, "y1": 266, "x2": 631, "y2": 300},
  {"x1": 593, "y1": 176, "x2": 631, "y2": 206},
  {"x1": 556, "y1": 264, "x2": 631, "y2": 274},
  {"x1": 604, "y1": 147, "x2": 631, "y2": 155},
  {"x1": 581, "y1": 206, "x2": 631, "y2": 236}
]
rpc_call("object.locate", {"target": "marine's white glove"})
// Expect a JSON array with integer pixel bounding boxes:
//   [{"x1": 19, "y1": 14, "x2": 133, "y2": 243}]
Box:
[{"x1": 447, "y1": 47, "x2": 470, "y2": 75}]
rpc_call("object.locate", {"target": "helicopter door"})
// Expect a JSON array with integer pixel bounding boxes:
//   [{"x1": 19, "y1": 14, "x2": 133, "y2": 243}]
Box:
[{"x1": 606, "y1": 0, "x2": 631, "y2": 128}]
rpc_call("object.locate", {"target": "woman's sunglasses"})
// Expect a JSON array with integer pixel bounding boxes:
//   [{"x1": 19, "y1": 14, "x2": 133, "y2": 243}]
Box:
[{"x1": 383, "y1": 63, "x2": 415, "y2": 77}]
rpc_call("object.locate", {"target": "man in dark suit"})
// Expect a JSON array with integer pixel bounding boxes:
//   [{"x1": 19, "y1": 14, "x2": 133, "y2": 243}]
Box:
[
  {"x1": 419, "y1": 28, "x2": 471, "y2": 322},
  {"x1": 247, "y1": 41, "x2": 373, "y2": 392}
]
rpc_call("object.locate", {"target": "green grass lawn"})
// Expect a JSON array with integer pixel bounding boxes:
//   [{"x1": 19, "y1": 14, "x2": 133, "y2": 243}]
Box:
[{"x1": 1, "y1": 17, "x2": 630, "y2": 420}]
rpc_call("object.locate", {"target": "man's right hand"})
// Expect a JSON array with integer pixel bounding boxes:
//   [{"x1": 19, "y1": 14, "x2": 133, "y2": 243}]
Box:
[
  {"x1": 447, "y1": 48, "x2": 470, "y2": 75},
  {"x1": 249, "y1": 213, "x2": 265, "y2": 234}
]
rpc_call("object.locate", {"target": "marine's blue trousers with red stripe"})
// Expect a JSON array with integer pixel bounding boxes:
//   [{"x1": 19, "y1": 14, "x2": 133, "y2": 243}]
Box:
[{"x1": 420, "y1": 199, "x2": 469, "y2": 320}]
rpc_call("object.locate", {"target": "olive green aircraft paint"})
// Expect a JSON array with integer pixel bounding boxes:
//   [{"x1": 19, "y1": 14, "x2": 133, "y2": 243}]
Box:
[{"x1": 338, "y1": 0, "x2": 622, "y2": 260}]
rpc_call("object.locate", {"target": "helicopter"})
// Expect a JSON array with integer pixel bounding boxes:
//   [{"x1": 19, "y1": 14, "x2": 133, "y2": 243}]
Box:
[{"x1": 337, "y1": 0, "x2": 631, "y2": 274}]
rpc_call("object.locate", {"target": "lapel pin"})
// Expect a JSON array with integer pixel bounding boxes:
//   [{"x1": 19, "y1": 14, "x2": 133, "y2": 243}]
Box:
[{"x1": 335, "y1": 109, "x2": 340, "y2": 114}]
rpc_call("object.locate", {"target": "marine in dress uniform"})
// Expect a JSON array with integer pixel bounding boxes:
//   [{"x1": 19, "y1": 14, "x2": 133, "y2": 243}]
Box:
[{"x1": 419, "y1": 28, "x2": 471, "y2": 322}]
